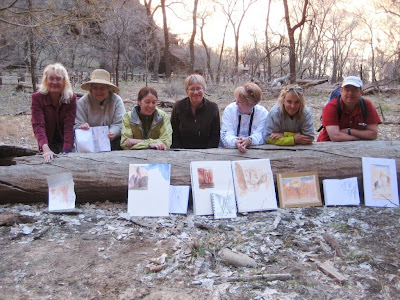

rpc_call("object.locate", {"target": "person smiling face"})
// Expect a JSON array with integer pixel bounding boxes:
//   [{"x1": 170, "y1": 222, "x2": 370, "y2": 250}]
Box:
[
  {"x1": 91, "y1": 83, "x2": 109, "y2": 102},
  {"x1": 138, "y1": 93, "x2": 157, "y2": 116}
]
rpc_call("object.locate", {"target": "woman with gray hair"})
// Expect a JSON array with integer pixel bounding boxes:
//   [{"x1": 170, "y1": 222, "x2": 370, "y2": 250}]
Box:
[
  {"x1": 31, "y1": 63, "x2": 77, "y2": 163},
  {"x1": 75, "y1": 69, "x2": 126, "y2": 150},
  {"x1": 220, "y1": 82, "x2": 268, "y2": 152},
  {"x1": 265, "y1": 85, "x2": 314, "y2": 145},
  {"x1": 171, "y1": 74, "x2": 220, "y2": 148}
]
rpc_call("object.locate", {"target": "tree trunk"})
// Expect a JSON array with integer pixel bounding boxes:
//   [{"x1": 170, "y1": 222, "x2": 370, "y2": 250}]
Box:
[
  {"x1": 189, "y1": 0, "x2": 199, "y2": 74},
  {"x1": 1, "y1": 141, "x2": 399, "y2": 204},
  {"x1": 161, "y1": 0, "x2": 171, "y2": 79}
]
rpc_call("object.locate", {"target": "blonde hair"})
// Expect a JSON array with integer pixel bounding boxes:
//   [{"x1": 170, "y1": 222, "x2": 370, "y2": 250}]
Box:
[
  {"x1": 234, "y1": 82, "x2": 262, "y2": 106},
  {"x1": 278, "y1": 84, "x2": 305, "y2": 119},
  {"x1": 38, "y1": 63, "x2": 74, "y2": 104},
  {"x1": 184, "y1": 74, "x2": 206, "y2": 91}
]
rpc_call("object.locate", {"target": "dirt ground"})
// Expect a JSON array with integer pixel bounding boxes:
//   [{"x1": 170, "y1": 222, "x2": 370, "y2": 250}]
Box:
[{"x1": 0, "y1": 82, "x2": 400, "y2": 299}]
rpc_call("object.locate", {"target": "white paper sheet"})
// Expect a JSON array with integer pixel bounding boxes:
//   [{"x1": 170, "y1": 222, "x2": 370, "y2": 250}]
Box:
[
  {"x1": 75, "y1": 126, "x2": 111, "y2": 153},
  {"x1": 323, "y1": 177, "x2": 360, "y2": 206},
  {"x1": 169, "y1": 185, "x2": 190, "y2": 214},
  {"x1": 47, "y1": 172, "x2": 76, "y2": 212}
]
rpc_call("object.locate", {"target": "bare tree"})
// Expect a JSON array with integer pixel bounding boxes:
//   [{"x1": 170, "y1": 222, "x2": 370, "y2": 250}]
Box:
[
  {"x1": 282, "y1": 0, "x2": 309, "y2": 83},
  {"x1": 189, "y1": 0, "x2": 199, "y2": 73},
  {"x1": 198, "y1": 12, "x2": 214, "y2": 82}
]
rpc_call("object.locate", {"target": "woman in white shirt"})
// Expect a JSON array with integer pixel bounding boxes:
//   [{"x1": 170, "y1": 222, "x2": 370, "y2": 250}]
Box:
[{"x1": 220, "y1": 82, "x2": 268, "y2": 152}]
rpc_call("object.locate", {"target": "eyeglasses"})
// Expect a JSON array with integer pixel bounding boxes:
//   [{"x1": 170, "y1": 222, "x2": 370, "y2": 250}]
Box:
[
  {"x1": 92, "y1": 85, "x2": 108, "y2": 91},
  {"x1": 187, "y1": 87, "x2": 203, "y2": 93}
]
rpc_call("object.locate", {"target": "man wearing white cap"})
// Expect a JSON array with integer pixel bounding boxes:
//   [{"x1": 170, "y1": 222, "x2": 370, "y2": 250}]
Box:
[{"x1": 317, "y1": 76, "x2": 381, "y2": 142}]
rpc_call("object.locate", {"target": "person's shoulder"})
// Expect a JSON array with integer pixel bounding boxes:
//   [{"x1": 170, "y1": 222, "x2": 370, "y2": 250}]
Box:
[
  {"x1": 225, "y1": 101, "x2": 237, "y2": 110},
  {"x1": 112, "y1": 93, "x2": 123, "y2": 102},
  {"x1": 268, "y1": 104, "x2": 280, "y2": 114},
  {"x1": 77, "y1": 93, "x2": 89, "y2": 102},
  {"x1": 32, "y1": 91, "x2": 44, "y2": 99},
  {"x1": 173, "y1": 97, "x2": 188, "y2": 108},
  {"x1": 204, "y1": 98, "x2": 219, "y2": 109},
  {"x1": 156, "y1": 107, "x2": 168, "y2": 117}
]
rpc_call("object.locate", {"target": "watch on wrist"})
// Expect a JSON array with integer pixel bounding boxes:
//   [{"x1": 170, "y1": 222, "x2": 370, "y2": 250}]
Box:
[{"x1": 347, "y1": 127, "x2": 351, "y2": 135}]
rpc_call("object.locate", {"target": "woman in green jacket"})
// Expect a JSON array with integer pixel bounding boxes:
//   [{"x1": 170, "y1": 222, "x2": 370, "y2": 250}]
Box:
[{"x1": 121, "y1": 87, "x2": 172, "y2": 150}]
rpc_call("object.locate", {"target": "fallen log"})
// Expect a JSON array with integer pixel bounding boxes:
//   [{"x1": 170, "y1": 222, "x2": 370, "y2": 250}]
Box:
[{"x1": 0, "y1": 141, "x2": 399, "y2": 204}]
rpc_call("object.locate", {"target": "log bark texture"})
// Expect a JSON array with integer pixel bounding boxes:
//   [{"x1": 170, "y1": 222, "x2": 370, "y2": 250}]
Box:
[{"x1": 0, "y1": 141, "x2": 399, "y2": 204}]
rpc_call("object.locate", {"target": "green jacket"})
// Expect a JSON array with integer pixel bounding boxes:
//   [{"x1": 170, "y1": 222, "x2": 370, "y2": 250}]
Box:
[
  {"x1": 267, "y1": 132, "x2": 296, "y2": 146},
  {"x1": 120, "y1": 107, "x2": 172, "y2": 150}
]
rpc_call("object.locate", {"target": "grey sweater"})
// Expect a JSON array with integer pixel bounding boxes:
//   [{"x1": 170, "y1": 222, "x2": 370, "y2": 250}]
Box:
[{"x1": 74, "y1": 92, "x2": 126, "y2": 138}]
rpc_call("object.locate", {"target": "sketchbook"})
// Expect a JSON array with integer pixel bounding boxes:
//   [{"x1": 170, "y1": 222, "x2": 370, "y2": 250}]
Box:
[
  {"x1": 169, "y1": 185, "x2": 190, "y2": 214},
  {"x1": 47, "y1": 172, "x2": 76, "y2": 212},
  {"x1": 127, "y1": 164, "x2": 170, "y2": 217},
  {"x1": 232, "y1": 159, "x2": 278, "y2": 212},
  {"x1": 190, "y1": 161, "x2": 235, "y2": 215},
  {"x1": 75, "y1": 126, "x2": 111, "y2": 153},
  {"x1": 211, "y1": 191, "x2": 237, "y2": 219},
  {"x1": 323, "y1": 177, "x2": 360, "y2": 206}
]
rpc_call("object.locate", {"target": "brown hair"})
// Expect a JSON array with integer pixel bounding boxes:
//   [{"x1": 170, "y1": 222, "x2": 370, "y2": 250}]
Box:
[
  {"x1": 234, "y1": 82, "x2": 262, "y2": 106},
  {"x1": 137, "y1": 86, "x2": 158, "y2": 101},
  {"x1": 277, "y1": 84, "x2": 305, "y2": 119}
]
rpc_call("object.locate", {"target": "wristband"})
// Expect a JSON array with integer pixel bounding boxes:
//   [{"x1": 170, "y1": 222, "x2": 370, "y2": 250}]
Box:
[{"x1": 347, "y1": 128, "x2": 351, "y2": 135}]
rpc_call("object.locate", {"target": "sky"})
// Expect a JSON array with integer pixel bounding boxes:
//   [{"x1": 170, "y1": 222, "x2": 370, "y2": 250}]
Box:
[{"x1": 146, "y1": 0, "x2": 284, "y2": 50}]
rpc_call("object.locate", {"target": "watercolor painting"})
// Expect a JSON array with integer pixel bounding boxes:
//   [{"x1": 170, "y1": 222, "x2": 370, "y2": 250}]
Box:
[
  {"x1": 75, "y1": 126, "x2": 111, "y2": 153},
  {"x1": 190, "y1": 161, "x2": 235, "y2": 215},
  {"x1": 128, "y1": 165, "x2": 149, "y2": 190},
  {"x1": 362, "y1": 157, "x2": 399, "y2": 207},
  {"x1": 47, "y1": 173, "x2": 76, "y2": 211},
  {"x1": 197, "y1": 168, "x2": 215, "y2": 189},
  {"x1": 232, "y1": 159, "x2": 277, "y2": 212},
  {"x1": 128, "y1": 164, "x2": 170, "y2": 216},
  {"x1": 277, "y1": 171, "x2": 322, "y2": 208}
]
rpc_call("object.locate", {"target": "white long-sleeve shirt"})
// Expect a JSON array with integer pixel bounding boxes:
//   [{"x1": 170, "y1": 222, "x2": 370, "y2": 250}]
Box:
[{"x1": 220, "y1": 101, "x2": 268, "y2": 147}]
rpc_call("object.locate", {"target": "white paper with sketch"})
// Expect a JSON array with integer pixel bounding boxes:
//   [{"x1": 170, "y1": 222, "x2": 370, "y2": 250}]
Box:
[
  {"x1": 190, "y1": 161, "x2": 235, "y2": 216},
  {"x1": 323, "y1": 177, "x2": 360, "y2": 206},
  {"x1": 169, "y1": 185, "x2": 190, "y2": 214},
  {"x1": 232, "y1": 159, "x2": 278, "y2": 212},
  {"x1": 75, "y1": 126, "x2": 111, "y2": 153},
  {"x1": 211, "y1": 191, "x2": 237, "y2": 219},
  {"x1": 127, "y1": 164, "x2": 170, "y2": 217},
  {"x1": 362, "y1": 157, "x2": 399, "y2": 207},
  {"x1": 47, "y1": 172, "x2": 76, "y2": 212}
]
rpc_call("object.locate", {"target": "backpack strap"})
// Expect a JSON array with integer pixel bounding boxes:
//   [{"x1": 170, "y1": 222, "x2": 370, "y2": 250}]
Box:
[{"x1": 337, "y1": 96, "x2": 367, "y2": 122}]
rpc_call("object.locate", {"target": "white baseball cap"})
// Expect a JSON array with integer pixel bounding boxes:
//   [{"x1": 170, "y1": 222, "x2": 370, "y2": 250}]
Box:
[{"x1": 341, "y1": 76, "x2": 363, "y2": 88}]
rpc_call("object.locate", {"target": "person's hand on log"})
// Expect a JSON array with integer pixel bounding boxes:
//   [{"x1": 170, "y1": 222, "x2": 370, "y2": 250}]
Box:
[
  {"x1": 124, "y1": 138, "x2": 142, "y2": 148},
  {"x1": 149, "y1": 143, "x2": 167, "y2": 150},
  {"x1": 294, "y1": 133, "x2": 313, "y2": 145},
  {"x1": 269, "y1": 132, "x2": 284, "y2": 140},
  {"x1": 78, "y1": 123, "x2": 90, "y2": 130},
  {"x1": 42, "y1": 144, "x2": 55, "y2": 163},
  {"x1": 235, "y1": 137, "x2": 251, "y2": 153}
]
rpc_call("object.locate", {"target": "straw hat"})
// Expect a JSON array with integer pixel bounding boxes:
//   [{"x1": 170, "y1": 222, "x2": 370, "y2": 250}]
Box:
[{"x1": 81, "y1": 69, "x2": 119, "y2": 93}]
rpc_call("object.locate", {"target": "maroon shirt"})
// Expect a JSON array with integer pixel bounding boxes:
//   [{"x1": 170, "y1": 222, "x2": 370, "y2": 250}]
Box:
[
  {"x1": 31, "y1": 92, "x2": 77, "y2": 152},
  {"x1": 317, "y1": 97, "x2": 381, "y2": 142}
]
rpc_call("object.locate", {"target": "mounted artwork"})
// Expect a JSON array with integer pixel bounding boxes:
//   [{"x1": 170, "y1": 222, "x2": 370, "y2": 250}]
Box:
[
  {"x1": 232, "y1": 159, "x2": 277, "y2": 212},
  {"x1": 47, "y1": 172, "x2": 76, "y2": 212},
  {"x1": 127, "y1": 164, "x2": 170, "y2": 217},
  {"x1": 362, "y1": 157, "x2": 399, "y2": 207},
  {"x1": 190, "y1": 161, "x2": 235, "y2": 215},
  {"x1": 277, "y1": 171, "x2": 322, "y2": 208},
  {"x1": 75, "y1": 126, "x2": 111, "y2": 153},
  {"x1": 169, "y1": 185, "x2": 190, "y2": 215},
  {"x1": 323, "y1": 177, "x2": 360, "y2": 206}
]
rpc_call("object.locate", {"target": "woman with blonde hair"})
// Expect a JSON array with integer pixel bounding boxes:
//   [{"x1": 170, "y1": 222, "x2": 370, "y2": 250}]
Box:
[
  {"x1": 220, "y1": 82, "x2": 268, "y2": 152},
  {"x1": 31, "y1": 63, "x2": 77, "y2": 162},
  {"x1": 265, "y1": 85, "x2": 314, "y2": 145},
  {"x1": 171, "y1": 74, "x2": 220, "y2": 148}
]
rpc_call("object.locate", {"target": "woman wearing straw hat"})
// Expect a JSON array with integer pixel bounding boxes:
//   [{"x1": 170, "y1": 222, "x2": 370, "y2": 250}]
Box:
[
  {"x1": 75, "y1": 69, "x2": 126, "y2": 150},
  {"x1": 31, "y1": 63, "x2": 77, "y2": 163}
]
